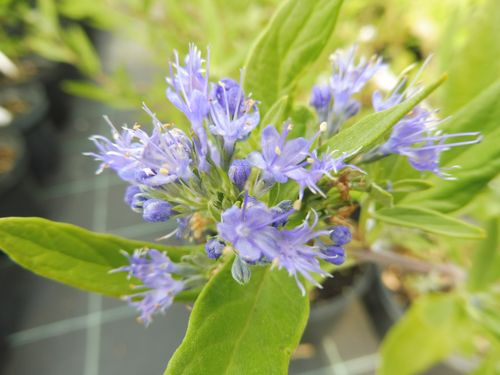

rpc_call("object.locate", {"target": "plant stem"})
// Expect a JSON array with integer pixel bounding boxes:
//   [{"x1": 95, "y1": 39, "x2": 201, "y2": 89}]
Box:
[{"x1": 349, "y1": 247, "x2": 466, "y2": 283}]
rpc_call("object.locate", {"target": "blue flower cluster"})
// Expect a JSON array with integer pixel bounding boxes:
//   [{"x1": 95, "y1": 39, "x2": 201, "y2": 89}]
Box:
[
  {"x1": 310, "y1": 49, "x2": 481, "y2": 177},
  {"x1": 89, "y1": 44, "x2": 480, "y2": 322},
  {"x1": 112, "y1": 249, "x2": 186, "y2": 326}
]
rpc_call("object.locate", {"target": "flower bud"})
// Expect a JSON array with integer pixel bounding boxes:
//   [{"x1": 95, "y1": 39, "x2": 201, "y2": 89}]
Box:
[
  {"x1": 131, "y1": 193, "x2": 149, "y2": 212},
  {"x1": 310, "y1": 84, "x2": 332, "y2": 110},
  {"x1": 330, "y1": 225, "x2": 352, "y2": 245},
  {"x1": 322, "y1": 245, "x2": 345, "y2": 265},
  {"x1": 229, "y1": 159, "x2": 251, "y2": 190},
  {"x1": 231, "y1": 255, "x2": 251, "y2": 285},
  {"x1": 214, "y1": 78, "x2": 244, "y2": 116},
  {"x1": 142, "y1": 199, "x2": 172, "y2": 222},
  {"x1": 271, "y1": 200, "x2": 293, "y2": 227},
  {"x1": 344, "y1": 100, "x2": 361, "y2": 118},
  {"x1": 124, "y1": 185, "x2": 141, "y2": 207},
  {"x1": 205, "y1": 238, "x2": 225, "y2": 260}
]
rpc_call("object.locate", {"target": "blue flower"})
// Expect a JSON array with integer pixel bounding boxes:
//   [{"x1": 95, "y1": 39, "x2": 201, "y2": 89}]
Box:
[
  {"x1": 205, "y1": 238, "x2": 225, "y2": 260},
  {"x1": 330, "y1": 46, "x2": 382, "y2": 111},
  {"x1": 310, "y1": 84, "x2": 332, "y2": 123},
  {"x1": 217, "y1": 196, "x2": 280, "y2": 263},
  {"x1": 229, "y1": 159, "x2": 251, "y2": 190},
  {"x1": 330, "y1": 225, "x2": 352, "y2": 245},
  {"x1": 166, "y1": 44, "x2": 211, "y2": 171},
  {"x1": 124, "y1": 185, "x2": 142, "y2": 207},
  {"x1": 270, "y1": 200, "x2": 294, "y2": 227},
  {"x1": 248, "y1": 124, "x2": 310, "y2": 184},
  {"x1": 312, "y1": 46, "x2": 382, "y2": 134},
  {"x1": 142, "y1": 199, "x2": 173, "y2": 223},
  {"x1": 376, "y1": 106, "x2": 481, "y2": 177},
  {"x1": 208, "y1": 77, "x2": 260, "y2": 154},
  {"x1": 290, "y1": 148, "x2": 363, "y2": 200},
  {"x1": 166, "y1": 44, "x2": 210, "y2": 123},
  {"x1": 86, "y1": 117, "x2": 143, "y2": 182},
  {"x1": 321, "y1": 245, "x2": 346, "y2": 265},
  {"x1": 274, "y1": 213, "x2": 330, "y2": 295},
  {"x1": 369, "y1": 59, "x2": 482, "y2": 177},
  {"x1": 113, "y1": 249, "x2": 184, "y2": 326},
  {"x1": 88, "y1": 106, "x2": 195, "y2": 187}
]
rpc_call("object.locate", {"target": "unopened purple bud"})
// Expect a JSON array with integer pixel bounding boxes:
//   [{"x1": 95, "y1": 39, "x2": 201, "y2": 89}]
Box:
[
  {"x1": 344, "y1": 100, "x2": 361, "y2": 118},
  {"x1": 214, "y1": 78, "x2": 244, "y2": 116},
  {"x1": 124, "y1": 185, "x2": 141, "y2": 207},
  {"x1": 142, "y1": 199, "x2": 172, "y2": 223},
  {"x1": 277, "y1": 200, "x2": 294, "y2": 211},
  {"x1": 322, "y1": 245, "x2": 345, "y2": 265},
  {"x1": 131, "y1": 194, "x2": 148, "y2": 210},
  {"x1": 330, "y1": 225, "x2": 352, "y2": 245},
  {"x1": 229, "y1": 159, "x2": 251, "y2": 190},
  {"x1": 271, "y1": 200, "x2": 293, "y2": 227},
  {"x1": 205, "y1": 238, "x2": 225, "y2": 260},
  {"x1": 310, "y1": 85, "x2": 332, "y2": 110}
]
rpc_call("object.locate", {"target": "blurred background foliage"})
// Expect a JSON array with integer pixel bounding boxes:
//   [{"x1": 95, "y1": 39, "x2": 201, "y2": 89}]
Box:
[{"x1": 2, "y1": 0, "x2": 499, "y2": 119}]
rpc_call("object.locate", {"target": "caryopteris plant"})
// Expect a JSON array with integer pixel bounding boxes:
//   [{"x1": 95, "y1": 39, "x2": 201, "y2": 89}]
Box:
[{"x1": 1, "y1": 0, "x2": 498, "y2": 374}]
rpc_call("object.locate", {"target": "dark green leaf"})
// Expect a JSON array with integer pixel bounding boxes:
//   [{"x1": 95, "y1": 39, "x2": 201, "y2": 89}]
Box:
[
  {"x1": 371, "y1": 205, "x2": 485, "y2": 239},
  {"x1": 164, "y1": 259, "x2": 309, "y2": 375},
  {"x1": 0, "y1": 217, "x2": 198, "y2": 297},
  {"x1": 244, "y1": 0, "x2": 343, "y2": 114}
]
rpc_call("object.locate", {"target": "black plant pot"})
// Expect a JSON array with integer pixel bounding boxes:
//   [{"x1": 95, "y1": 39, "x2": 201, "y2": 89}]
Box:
[
  {"x1": 0, "y1": 127, "x2": 27, "y2": 198},
  {"x1": 0, "y1": 125, "x2": 44, "y2": 217},
  {"x1": 33, "y1": 58, "x2": 79, "y2": 129},
  {"x1": 0, "y1": 127, "x2": 40, "y2": 371},
  {"x1": 0, "y1": 255, "x2": 34, "y2": 373},
  {"x1": 361, "y1": 265, "x2": 404, "y2": 338},
  {"x1": 290, "y1": 264, "x2": 376, "y2": 373},
  {"x1": 0, "y1": 81, "x2": 61, "y2": 182},
  {"x1": 307, "y1": 263, "x2": 376, "y2": 338}
]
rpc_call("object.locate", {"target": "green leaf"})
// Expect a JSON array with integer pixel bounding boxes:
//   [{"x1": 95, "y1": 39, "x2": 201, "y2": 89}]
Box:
[
  {"x1": 164, "y1": 259, "x2": 309, "y2": 375},
  {"x1": 391, "y1": 179, "x2": 434, "y2": 193},
  {"x1": 371, "y1": 205, "x2": 485, "y2": 239},
  {"x1": 380, "y1": 294, "x2": 468, "y2": 375},
  {"x1": 0, "y1": 217, "x2": 198, "y2": 297},
  {"x1": 261, "y1": 95, "x2": 290, "y2": 127},
  {"x1": 289, "y1": 105, "x2": 315, "y2": 139},
  {"x1": 370, "y1": 182, "x2": 393, "y2": 207},
  {"x1": 321, "y1": 75, "x2": 446, "y2": 155},
  {"x1": 402, "y1": 126, "x2": 500, "y2": 213},
  {"x1": 244, "y1": 0, "x2": 343, "y2": 114},
  {"x1": 62, "y1": 25, "x2": 102, "y2": 75},
  {"x1": 62, "y1": 80, "x2": 138, "y2": 108},
  {"x1": 442, "y1": 80, "x2": 500, "y2": 149},
  {"x1": 26, "y1": 36, "x2": 75, "y2": 63},
  {"x1": 439, "y1": 0, "x2": 500, "y2": 114},
  {"x1": 468, "y1": 219, "x2": 500, "y2": 291}
]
